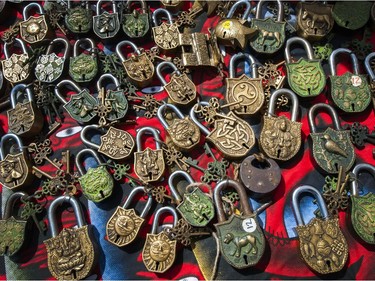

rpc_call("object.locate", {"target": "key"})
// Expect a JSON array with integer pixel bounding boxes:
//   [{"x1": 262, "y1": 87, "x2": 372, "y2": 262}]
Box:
[
  {"x1": 20, "y1": 198, "x2": 47, "y2": 233},
  {"x1": 28, "y1": 139, "x2": 62, "y2": 169}
]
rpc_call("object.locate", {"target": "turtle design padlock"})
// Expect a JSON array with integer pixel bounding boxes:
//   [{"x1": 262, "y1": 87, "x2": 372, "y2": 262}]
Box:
[
  {"x1": 364, "y1": 52, "x2": 375, "y2": 108},
  {"x1": 332, "y1": 1, "x2": 372, "y2": 30},
  {"x1": 122, "y1": 0, "x2": 150, "y2": 38},
  {"x1": 292, "y1": 185, "x2": 348, "y2": 274},
  {"x1": 65, "y1": 0, "x2": 92, "y2": 33},
  {"x1": 308, "y1": 103, "x2": 355, "y2": 174},
  {"x1": 44, "y1": 195, "x2": 97, "y2": 280},
  {"x1": 93, "y1": 0, "x2": 120, "y2": 39},
  {"x1": 152, "y1": 8, "x2": 180, "y2": 52},
  {"x1": 106, "y1": 186, "x2": 153, "y2": 247}
]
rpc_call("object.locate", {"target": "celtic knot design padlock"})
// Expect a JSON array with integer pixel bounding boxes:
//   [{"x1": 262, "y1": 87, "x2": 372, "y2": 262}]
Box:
[
  {"x1": 122, "y1": 0, "x2": 150, "y2": 38},
  {"x1": 65, "y1": 0, "x2": 92, "y2": 33},
  {"x1": 93, "y1": 0, "x2": 120, "y2": 39},
  {"x1": 152, "y1": 8, "x2": 180, "y2": 52}
]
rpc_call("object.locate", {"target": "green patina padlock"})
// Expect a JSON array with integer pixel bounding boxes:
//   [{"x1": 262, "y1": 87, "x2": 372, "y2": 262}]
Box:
[
  {"x1": 65, "y1": 0, "x2": 92, "y2": 33},
  {"x1": 93, "y1": 0, "x2": 120, "y2": 39},
  {"x1": 332, "y1": 1, "x2": 372, "y2": 30},
  {"x1": 123, "y1": 0, "x2": 150, "y2": 38},
  {"x1": 285, "y1": 37, "x2": 326, "y2": 97}
]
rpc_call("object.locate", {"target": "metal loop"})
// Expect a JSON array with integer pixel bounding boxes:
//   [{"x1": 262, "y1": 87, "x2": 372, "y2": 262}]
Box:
[
  {"x1": 189, "y1": 102, "x2": 211, "y2": 136},
  {"x1": 308, "y1": 103, "x2": 342, "y2": 134},
  {"x1": 54, "y1": 80, "x2": 83, "y2": 105},
  {"x1": 227, "y1": 0, "x2": 251, "y2": 19},
  {"x1": 168, "y1": 170, "x2": 194, "y2": 202},
  {"x1": 10, "y1": 84, "x2": 33, "y2": 108},
  {"x1": 123, "y1": 186, "x2": 153, "y2": 218},
  {"x1": 151, "y1": 206, "x2": 178, "y2": 234},
  {"x1": 67, "y1": 0, "x2": 89, "y2": 9},
  {"x1": 350, "y1": 163, "x2": 375, "y2": 197},
  {"x1": 75, "y1": 148, "x2": 103, "y2": 176},
  {"x1": 136, "y1": 127, "x2": 162, "y2": 152},
  {"x1": 284, "y1": 37, "x2": 314, "y2": 63},
  {"x1": 73, "y1": 38, "x2": 96, "y2": 57},
  {"x1": 0, "y1": 133, "x2": 24, "y2": 160},
  {"x1": 3, "y1": 192, "x2": 28, "y2": 220},
  {"x1": 255, "y1": 0, "x2": 284, "y2": 21},
  {"x1": 229, "y1": 53, "x2": 258, "y2": 78},
  {"x1": 116, "y1": 40, "x2": 141, "y2": 62},
  {"x1": 96, "y1": 0, "x2": 117, "y2": 15},
  {"x1": 97, "y1": 73, "x2": 120, "y2": 91},
  {"x1": 152, "y1": 8, "x2": 173, "y2": 26},
  {"x1": 364, "y1": 52, "x2": 375, "y2": 81},
  {"x1": 46, "y1": 38, "x2": 70, "y2": 58},
  {"x1": 80, "y1": 124, "x2": 102, "y2": 151},
  {"x1": 4, "y1": 38, "x2": 28, "y2": 59},
  {"x1": 268, "y1": 88, "x2": 299, "y2": 121},
  {"x1": 126, "y1": 0, "x2": 147, "y2": 12},
  {"x1": 157, "y1": 103, "x2": 185, "y2": 129},
  {"x1": 329, "y1": 48, "x2": 360, "y2": 76},
  {"x1": 156, "y1": 61, "x2": 180, "y2": 86},
  {"x1": 23, "y1": 2, "x2": 44, "y2": 20}
]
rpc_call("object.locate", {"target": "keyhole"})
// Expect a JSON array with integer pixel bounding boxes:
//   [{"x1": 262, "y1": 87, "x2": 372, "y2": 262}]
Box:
[
  {"x1": 189, "y1": 137, "x2": 194, "y2": 145},
  {"x1": 314, "y1": 28, "x2": 318, "y2": 34},
  {"x1": 345, "y1": 21, "x2": 349, "y2": 27},
  {"x1": 148, "y1": 171, "x2": 153, "y2": 181},
  {"x1": 325, "y1": 260, "x2": 332, "y2": 271},
  {"x1": 202, "y1": 213, "x2": 209, "y2": 221},
  {"x1": 242, "y1": 142, "x2": 250, "y2": 149},
  {"x1": 243, "y1": 254, "x2": 248, "y2": 265},
  {"x1": 351, "y1": 103, "x2": 355, "y2": 111},
  {"x1": 142, "y1": 70, "x2": 147, "y2": 79},
  {"x1": 79, "y1": 25, "x2": 82, "y2": 32},
  {"x1": 73, "y1": 270, "x2": 77, "y2": 279},
  {"x1": 155, "y1": 261, "x2": 160, "y2": 271},
  {"x1": 243, "y1": 105, "x2": 248, "y2": 112},
  {"x1": 263, "y1": 45, "x2": 267, "y2": 52},
  {"x1": 334, "y1": 162, "x2": 339, "y2": 172},
  {"x1": 100, "y1": 190, "x2": 105, "y2": 198},
  {"x1": 115, "y1": 234, "x2": 120, "y2": 243},
  {"x1": 223, "y1": 31, "x2": 227, "y2": 38},
  {"x1": 277, "y1": 149, "x2": 281, "y2": 159},
  {"x1": 307, "y1": 87, "x2": 311, "y2": 95},
  {"x1": 4, "y1": 246, "x2": 8, "y2": 255},
  {"x1": 82, "y1": 74, "x2": 86, "y2": 81}
]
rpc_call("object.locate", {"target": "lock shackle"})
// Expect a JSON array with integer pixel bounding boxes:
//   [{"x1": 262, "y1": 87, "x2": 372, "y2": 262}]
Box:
[
  {"x1": 116, "y1": 40, "x2": 141, "y2": 62},
  {"x1": 54, "y1": 80, "x2": 83, "y2": 105},
  {"x1": 308, "y1": 103, "x2": 342, "y2": 134},
  {"x1": 73, "y1": 38, "x2": 96, "y2": 57},
  {"x1": 350, "y1": 163, "x2": 375, "y2": 197},
  {"x1": 126, "y1": 0, "x2": 147, "y2": 11},
  {"x1": 136, "y1": 126, "x2": 162, "y2": 151},
  {"x1": 156, "y1": 61, "x2": 181, "y2": 86},
  {"x1": 227, "y1": 0, "x2": 252, "y2": 19},
  {"x1": 75, "y1": 148, "x2": 104, "y2": 176},
  {"x1": 3, "y1": 38, "x2": 28, "y2": 59},
  {"x1": 151, "y1": 206, "x2": 178, "y2": 234},
  {"x1": 329, "y1": 48, "x2": 360, "y2": 76},
  {"x1": 268, "y1": 88, "x2": 299, "y2": 121},
  {"x1": 96, "y1": 0, "x2": 117, "y2": 15},
  {"x1": 152, "y1": 8, "x2": 173, "y2": 26},
  {"x1": 48, "y1": 195, "x2": 85, "y2": 237},
  {"x1": 189, "y1": 102, "x2": 211, "y2": 136},
  {"x1": 97, "y1": 73, "x2": 120, "y2": 92},
  {"x1": 0, "y1": 133, "x2": 24, "y2": 160},
  {"x1": 123, "y1": 186, "x2": 153, "y2": 218},
  {"x1": 3, "y1": 191, "x2": 28, "y2": 220},
  {"x1": 292, "y1": 185, "x2": 329, "y2": 226},
  {"x1": 46, "y1": 38, "x2": 70, "y2": 58},
  {"x1": 168, "y1": 170, "x2": 194, "y2": 203},
  {"x1": 67, "y1": 0, "x2": 89, "y2": 9},
  {"x1": 81, "y1": 124, "x2": 103, "y2": 151},
  {"x1": 229, "y1": 53, "x2": 258, "y2": 78},
  {"x1": 255, "y1": 0, "x2": 284, "y2": 22},
  {"x1": 22, "y1": 2, "x2": 44, "y2": 20},
  {"x1": 157, "y1": 103, "x2": 185, "y2": 129},
  {"x1": 10, "y1": 84, "x2": 33, "y2": 108},
  {"x1": 364, "y1": 52, "x2": 375, "y2": 81},
  {"x1": 214, "y1": 179, "x2": 252, "y2": 223},
  {"x1": 284, "y1": 37, "x2": 314, "y2": 63}
]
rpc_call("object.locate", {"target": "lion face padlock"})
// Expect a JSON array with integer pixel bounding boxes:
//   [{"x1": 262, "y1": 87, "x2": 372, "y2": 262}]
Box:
[
  {"x1": 65, "y1": 0, "x2": 92, "y2": 33},
  {"x1": 122, "y1": 0, "x2": 150, "y2": 38},
  {"x1": 152, "y1": 8, "x2": 180, "y2": 53},
  {"x1": 93, "y1": 0, "x2": 120, "y2": 39}
]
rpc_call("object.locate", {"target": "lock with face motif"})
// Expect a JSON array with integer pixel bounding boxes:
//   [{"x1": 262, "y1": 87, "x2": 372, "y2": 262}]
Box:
[
  {"x1": 93, "y1": 0, "x2": 120, "y2": 39},
  {"x1": 123, "y1": 0, "x2": 150, "y2": 38},
  {"x1": 364, "y1": 52, "x2": 375, "y2": 108},
  {"x1": 292, "y1": 185, "x2": 348, "y2": 274},
  {"x1": 332, "y1": 1, "x2": 372, "y2": 30},
  {"x1": 65, "y1": 0, "x2": 92, "y2": 33},
  {"x1": 152, "y1": 8, "x2": 180, "y2": 53}
]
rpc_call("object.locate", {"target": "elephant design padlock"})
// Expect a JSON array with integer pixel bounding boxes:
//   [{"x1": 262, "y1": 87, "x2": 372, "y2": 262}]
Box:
[
  {"x1": 93, "y1": 0, "x2": 120, "y2": 39},
  {"x1": 152, "y1": 8, "x2": 180, "y2": 53},
  {"x1": 122, "y1": 0, "x2": 150, "y2": 38},
  {"x1": 65, "y1": 0, "x2": 92, "y2": 33}
]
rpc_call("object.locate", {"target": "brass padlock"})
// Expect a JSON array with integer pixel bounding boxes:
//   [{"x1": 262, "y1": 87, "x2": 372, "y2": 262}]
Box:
[
  {"x1": 152, "y1": 8, "x2": 180, "y2": 53},
  {"x1": 160, "y1": 0, "x2": 183, "y2": 11},
  {"x1": 332, "y1": 1, "x2": 372, "y2": 30},
  {"x1": 65, "y1": 0, "x2": 92, "y2": 33},
  {"x1": 93, "y1": 0, "x2": 120, "y2": 39},
  {"x1": 122, "y1": 0, "x2": 150, "y2": 38},
  {"x1": 292, "y1": 185, "x2": 348, "y2": 274},
  {"x1": 364, "y1": 52, "x2": 375, "y2": 109},
  {"x1": 106, "y1": 186, "x2": 153, "y2": 247},
  {"x1": 308, "y1": 103, "x2": 355, "y2": 174},
  {"x1": 44, "y1": 195, "x2": 97, "y2": 280}
]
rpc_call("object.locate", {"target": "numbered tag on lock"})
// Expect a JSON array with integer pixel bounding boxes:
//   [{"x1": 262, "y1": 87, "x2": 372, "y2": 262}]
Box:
[
  {"x1": 93, "y1": 0, "x2": 120, "y2": 39},
  {"x1": 19, "y1": 3, "x2": 50, "y2": 44},
  {"x1": 332, "y1": 1, "x2": 372, "y2": 30},
  {"x1": 65, "y1": 0, "x2": 93, "y2": 33},
  {"x1": 123, "y1": 0, "x2": 150, "y2": 38},
  {"x1": 152, "y1": 8, "x2": 180, "y2": 52}
]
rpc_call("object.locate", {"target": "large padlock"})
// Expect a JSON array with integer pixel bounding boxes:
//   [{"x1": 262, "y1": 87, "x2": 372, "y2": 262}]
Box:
[
  {"x1": 75, "y1": 148, "x2": 114, "y2": 202},
  {"x1": 292, "y1": 185, "x2": 348, "y2": 274},
  {"x1": 329, "y1": 48, "x2": 371, "y2": 113},
  {"x1": 152, "y1": 8, "x2": 180, "y2": 52},
  {"x1": 332, "y1": 1, "x2": 372, "y2": 30},
  {"x1": 214, "y1": 179, "x2": 266, "y2": 269},
  {"x1": 285, "y1": 37, "x2": 326, "y2": 97},
  {"x1": 308, "y1": 103, "x2": 355, "y2": 174},
  {"x1": 364, "y1": 52, "x2": 375, "y2": 109},
  {"x1": 106, "y1": 186, "x2": 153, "y2": 247},
  {"x1": 122, "y1": 0, "x2": 150, "y2": 38},
  {"x1": 44, "y1": 195, "x2": 97, "y2": 280},
  {"x1": 93, "y1": 0, "x2": 120, "y2": 39},
  {"x1": 65, "y1": 0, "x2": 93, "y2": 33}
]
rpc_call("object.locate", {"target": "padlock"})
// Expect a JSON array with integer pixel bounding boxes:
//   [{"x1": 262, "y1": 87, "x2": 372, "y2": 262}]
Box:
[
  {"x1": 69, "y1": 38, "x2": 98, "y2": 83},
  {"x1": 142, "y1": 206, "x2": 178, "y2": 273},
  {"x1": 106, "y1": 186, "x2": 153, "y2": 247},
  {"x1": 169, "y1": 170, "x2": 215, "y2": 227},
  {"x1": 65, "y1": 0, "x2": 92, "y2": 33},
  {"x1": 7, "y1": 84, "x2": 43, "y2": 137},
  {"x1": 1, "y1": 38, "x2": 30, "y2": 84},
  {"x1": 160, "y1": 0, "x2": 183, "y2": 11},
  {"x1": 364, "y1": 52, "x2": 375, "y2": 109},
  {"x1": 81, "y1": 124, "x2": 135, "y2": 160},
  {"x1": 349, "y1": 163, "x2": 375, "y2": 244},
  {"x1": 308, "y1": 103, "x2": 355, "y2": 174},
  {"x1": 332, "y1": 1, "x2": 372, "y2": 30},
  {"x1": 214, "y1": 179, "x2": 266, "y2": 269},
  {"x1": 54, "y1": 79, "x2": 97, "y2": 123},
  {"x1": 0, "y1": 134, "x2": 33, "y2": 190},
  {"x1": 122, "y1": 0, "x2": 150, "y2": 38},
  {"x1": 116, "y1": 40, "x2": 154, "y2": 88},
  {"x1": 260, "y1": 89, "x2": 302, "y2": 161},
  {"x1": 156, "y1": 61, "x2": 196, "y2": 106},
  {"x1": 93, "y1": 0, "x2": 120, "y2": 39},
  {"x1": 134, "y1": 127, "x2": 165, "y2": 183},
  {"x1": 292, "y1": 185, "x2": 348, "y2": 274},
  {"x1": 250, "y1": 0, "x2": 286, "y2": 54},
  {"x1": 329, "y1": 48, "x2": 371, "y2": 113},
  {"x1": 152, "y1": 8, "x2": 180, "y2": 52},
  {"x1": 157, "y1": 103, "x2": 200, "y2": 152},
  {"x1": 35, "y1": 38, "x2": 70, "y2": 83},
  {"x1": 285, "y1": 37, "x2": 326, "y2": 97},
  {"x1": 75, "y1": 148, "x2": 114, "y2": 202},
  {"x1": 226, "y1": 52, "x2": 264, "y2": 115},
  {"x1": 44, "y1": 195, "x2": 97, "y2": 280}
]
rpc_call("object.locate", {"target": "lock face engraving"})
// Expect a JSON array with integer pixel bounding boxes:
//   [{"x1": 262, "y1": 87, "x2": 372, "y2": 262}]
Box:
[
  {"x1": 152, "y1": 8, "x2": 180, "y2": 51},
  {"x1": 93, "y1": 0, "x2": 120, "y2": 39},
  {"x1": 332, "y1": 1, "x2": 372, "y2": 30},
  {"x1": 64, "y1": 90, "x2": 97, "y2": 123},
  {"x1": 19, "y1": 3, "x2": 49, "y2": 44},
  {"x1": 35, "y1": 54, "x2": 64, "y2": 83},
  {"x1": 69, "y1": 55, "x2": 97, "y2": 83},
  {"x1": 65, "y1": 1, "x2": 92, "y2": 33},
  {"x1": 2, "y1": 39, "x2": 30, "y2": 84},
  {"x1": 98, "y1": 127, "x2": 135, "y2": 160},
  {"x1": 123, "y1": 0, "x2": 150, "y2": 38}
]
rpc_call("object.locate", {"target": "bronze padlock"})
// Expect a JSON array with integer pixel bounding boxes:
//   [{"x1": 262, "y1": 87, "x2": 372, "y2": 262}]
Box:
[
  {"x1": 65, "y1": 0, "x2": 92, "y2": 33},
  {"x1": 152, "y1": 8, "x2": 180, "y2": 53},
  {"x1": 122, "y1": 0, "x2": 150, "y2": 38},
  {"x1": 93, "y1": 0, "x2": 120, "y2": 39}
]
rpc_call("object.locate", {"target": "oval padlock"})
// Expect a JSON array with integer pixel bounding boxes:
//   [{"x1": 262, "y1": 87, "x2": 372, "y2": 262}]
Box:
[
  {"x1": 292, "y1": 185, "x2": 348, "y2": 274},
  {"x1": 152, "y1": 8, "x2": 180, "y2": 52},
  {"x1": 332, "y1": 1, "x2": 372, "y2": 30},
  {"x1": 329, "y1": 48, "x2": 371, "y2": 113},
  {"x1": 142, "y1": 206, "x2": 178, "y2": 273},
  {"x1": 106, "y1": 186, "x2": 153, "y2": 247},
  {"x1": 157, "y1": 103, "x2": 200, "y2": 152},
  {"x1": 285, "y1": 37, "x2": 326, "y2": 97},
  {"x1": 364, "y1": 52, "x2": 375, "y2": 107},
  {"x1": 93, "y1": 0, "x2": 120, "y2": 39},
  {"x1": 44, "y1": 195, "x2": 97, "y2": 280},
  {"x1": 260, "y1": 88, "x2": 302, "y2": 161},
  {"x1": 156, "y1": 61, "x2": 196, "y2": 106},
  {"x1": 134, "y1": 127, "x2": 165, "y2": 183},
  {"x1": 122, "y1": 0, "x2": 150, "y2": 38},
  {"x1": 75, "y1": 148, "x2": 114, "y2": 202},
  {"x1": 65, "y1": 0, "x2": 93, "y2": 33},
  {"x1": 7, "y1": 84, "x2": 44, "y2": 137},
  {"x1": 308, "y1": 103, "x2": 355, "y2": 174}
]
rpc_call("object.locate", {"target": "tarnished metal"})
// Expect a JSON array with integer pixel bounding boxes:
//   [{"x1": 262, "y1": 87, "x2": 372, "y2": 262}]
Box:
[
  {"x1": 2, "y1": 39, "x2": 30, "y2": 84},
  {"x1": 20, "y1": 3, "x2": 50, "y2": 44},
  {"x1": 93, "y1": 0, "x2": 120, "y2": 39},
  {"x1": 152, "y1": 8, "x2": 180, "y2": 52},
  {"x1": 65, "y1": 0, "x2": 92, "y2": 33},
  {"x1": 332, "y1": 1, "x2": 372, "y2": 30},
  {"x1": 122, "y1": 0, "x2": 150, "y2": 38}
]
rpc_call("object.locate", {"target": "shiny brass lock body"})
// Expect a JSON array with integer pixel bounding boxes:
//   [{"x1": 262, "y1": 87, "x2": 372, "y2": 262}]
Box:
[
  {"x1": 65, "y1": 0, "x2": 92, "y2": 33},
  {"x1": 122, "y1": 0, "x2": 150, "y2": 38},
  {"x1": 93, "y1": 0, "x2": 120, "y2": 39},
  {"x1": 152, "y1": 8, "x2": 180, "y2": 53}
]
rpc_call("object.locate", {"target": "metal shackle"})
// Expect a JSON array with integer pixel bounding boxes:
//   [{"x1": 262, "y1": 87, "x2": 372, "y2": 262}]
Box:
[
  {"x1": 46, "y1": 38, "x2": 70, "y2": 58},
  {"x1": 123, "y1": 186, "x2": 153, "y2": 218},
  {"x1": 73, "y1": 38, "x2": 96, "y2": 57},
  {"x1": 168, "y1": 170, "x2": 194, "y2": 203},
  {"x1": 189, "y1": 101, "x2": 211, "y2": 136},
  {"x1": 152, "y1": 8, "x2": 173, "y2": 26},
  {"x1": 97, "y1": 73, "x2": 120, "y2": 92},
  {"x1": 23, "y1": 2, "x2": 44, "y2": 20},
  {"x1": 67, "y1": 0, "x2": 89, "y2": 9},
  {"x1": 3, "y1": 192, "x2": 27, "y2": 220},
  {"x1": 268, "y1": 88, "x2": 299, "y2": 121},
  {"x1": 10, "y1": 84, "x2": 33, "y2": 108},
  {"x1": 365, "y1": 52, "x2": 375, "y2": 81},
  {"x1": 157, "y1": 103, "x2": 185, "y2": 129},
  {"x1": 0, "y1": 133, "x2": 24, "y2": 160},
  {"x1": 75, "y1": 148, "x2": 104, "y2": 176},
  {"x1": 255, "y1": 0, "x2": 284, "y2": 21},
  {"x1": 96, "y1": 0, "x2": 117, "y2": 15},
  {"x1": 156, "y1": 61, "x2": 181, "y2": 86},
  {"x1": 136, "y1": 127, "x2": 162, "y2": 152},
  {"x1": 116, "y1": 40, "x2": 141, "y2": 62},
  {"x1": 81, "y1": 124, "x2": 103, "y2": 151},
  {"x1": 284, "y1": 37, "x2": 314, "y2": 64},
  {"x1": 151, "y1": 206, "x2": 178, "y2": 234},
  {"x1": 329, "y1": 48, "x2": 360, "y2": 76},
  {"x1": 54, "y1": 80, "x2": 84, "y2": 105},
  {"x1": 308, "y1": 103, "x2": 342, "y2": 134},
  {"x1": 227, "y1": 0, "x2": 251, "y2": 19},
  {"x1": 4, "y1": 38, "x2": 28, "y2": 59},
  {"x1": 350, "y1": 163, "x2": 375, "y2": 197},
  {"x1": 126, "y1": 0, "x2": 147, "y2": 12},
  {"x1": 229, "y1": 53, "x2": 258, "y2": 78}
]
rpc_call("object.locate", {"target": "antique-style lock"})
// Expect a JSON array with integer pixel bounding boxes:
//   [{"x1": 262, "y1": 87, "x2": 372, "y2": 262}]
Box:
[
  {"x1": 329, "y1": 48, "x2": 371, "y2": 113},
  {"x1": 142, "y1": 206, "x2": 178, "y2": 273},
  {"x1": 106, "y1": 186, "x2": 153, "y2": 247},
  {"x1": 69, "y1": 38, "x2": 98, "y2": 83},
  {"x1": 285, "y1": 37, "x2": 326, "y2": 97},
  {"x1": 35, "y1": 38, "x2": 70, "y2": 83},
  {"x1": 54, "y1": 80, "x2": 97, "y2": 123},
  {"x1": 65, "y1": 0, "x2": 92, "y2": 33},
  {"x1": 157, "y1": 103, "x2": 200, "y2": 152},
  {"x1": 226, "y1": 53, "x2": 264, "y2": 115},
  {"x1": 308, "y1": 103, "x2": 355, "y2": 174},
  {"x1": 292, "y1": 185, "x2": 348, "y2": 274},
  {"x1": 134, "y1": 127, "x2": 165, "y2": 183},
  {"x1": 349, "y1": 163, "x2": 375, "y2": 244},
  {"x1": 169, "y1": 170, "x2": 215, "y2": 227},
  {"x1": 214, "y1": 179, "x2": 266, "y2": 269},
  {"x1": 44, "y1": 195, "x2": 97, "y2": 280},
  {"x1": 93, "y1": 0, "x2": 120, "y2": 39},
  {"x1": 152, "y1": 8, "x2": 180, "y2": 52},
  {"x1": 160, "y1": 0, "x2": 183, "y2": 11},
  {"x1": 116, "y1": 40, "x2": 154, "y2": 88},
  {"x1": 122, "y1": 0, "x2": 150, "y2": 38},
  {"x1": 75, "y1": 148, "x2": 114, "y2": 202},
  {"x1": 81, "y1": 124, "x2": 135, "y2": 160},
  {"x1": 250, "y1": 0, "x2": 286, "y2": 54},
  {"x1": 332, "y1": 1, "x2": 372, "y2": 30},
  {"x1": 364, "y1": 52, "x2": 375, "y2": 108},
  {"x1": 7, "y1": 84, "x2": 43, "y2": 137},
  {"x1": 156, "y1": 61, "x2": 196, "y2": 106}
]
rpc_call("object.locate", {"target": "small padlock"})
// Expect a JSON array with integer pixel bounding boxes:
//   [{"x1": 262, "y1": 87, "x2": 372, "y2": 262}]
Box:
[
  {"x1": 44, "y1": 195, "x2": 97, "y2": 280},
  {"x1": 332, "y1": 1, "x2": 372, "y2": 30},
  {"x1": 152, "y1": 8, "x2": 180, "y2": 52},
  {"x1": 142, "y1": 206, "x2": 178, "y2": 273},
  {"x1": 285, "y1": 37, "x2": 326, "y2": 97},
  {"x1": 292, "y1": 185, "x2": 348, "y2": 274},
  {"x1": 157, "y1": 103, "x2": 200, "y2": 152},
  {"x1": 156, "y1": 61, "x2": 196, "y2": 106},
  {"x1": 122, "y1": 0, "x2": 150, "y2": 38},
  {"x1": 160, "y1": 0, "x2": 183, "y2": 12},
  {"x1": 134, "y1": 127, "x2": 165, "y2": 183},
  {"x1": 214, "y1": 179, "x2": 266, "y2": 269},
  {"x1": 65, "y1": 0, "x2": 93, "y2": 33},
  {"x1": 106, "y1": 186, "x2": 153, "y2": 247},
  {"x1": 93, "y1": 0, "x2": 120, "y2": 39},
  {"x1": 329, "y1": 48, "x2": 371, "y2": 113},
  {"x1": 364, "y1": 52, "x2": 375, "y2": 109},
  {"x1": 75, "y1": 148, "x2": 114, "y2": 202},
  {"x1": 308, "y1": 103, "x2": 355, "y2": 174}
]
